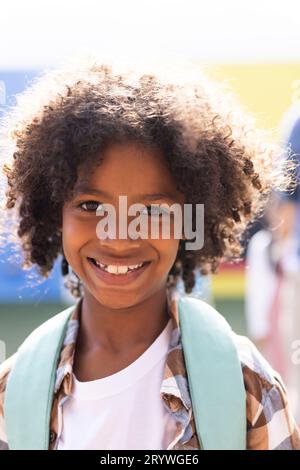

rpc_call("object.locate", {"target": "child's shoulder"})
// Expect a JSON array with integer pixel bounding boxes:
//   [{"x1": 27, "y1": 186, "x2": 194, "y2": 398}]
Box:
[
  {"x1": 233, "y1": 332, "x2": 283, "y2": 388},
  {"x1": 231, "y1": 332, "x2": 300, "y2": 449},
  {"x1": 183, "y1": 296, "x2": 283, "y2": 392}
]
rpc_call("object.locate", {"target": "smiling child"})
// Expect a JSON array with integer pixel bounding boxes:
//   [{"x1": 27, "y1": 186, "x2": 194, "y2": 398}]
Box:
[{"x1": 0, "y1": 59, "x2": 299, "y2": 450}]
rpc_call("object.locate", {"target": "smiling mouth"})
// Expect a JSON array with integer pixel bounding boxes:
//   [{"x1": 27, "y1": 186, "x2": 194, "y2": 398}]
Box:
[{"x1": 87, "y1": 257, "x2": 151, "y2": 276}]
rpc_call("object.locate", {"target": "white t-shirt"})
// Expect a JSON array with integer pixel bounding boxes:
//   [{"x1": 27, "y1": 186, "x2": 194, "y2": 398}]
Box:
[{"x1": 57, "y1": 318, "x2": 177, "y2": 450}]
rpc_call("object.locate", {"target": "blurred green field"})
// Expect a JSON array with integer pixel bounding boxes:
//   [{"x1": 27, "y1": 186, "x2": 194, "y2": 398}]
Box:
[{"x1": 0, "y1": 303, "x2": 68, "y2": 358}]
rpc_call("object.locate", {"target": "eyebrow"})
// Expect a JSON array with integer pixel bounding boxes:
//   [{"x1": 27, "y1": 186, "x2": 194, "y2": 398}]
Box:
[{"x1": 73, "y1": 185, "x2": 178, "y2": 201}]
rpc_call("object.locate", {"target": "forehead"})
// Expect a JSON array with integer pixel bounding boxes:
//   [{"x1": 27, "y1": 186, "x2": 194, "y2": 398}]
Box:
[{"x1": 76, "y1": 142, "x2": 184, "y2": 201}]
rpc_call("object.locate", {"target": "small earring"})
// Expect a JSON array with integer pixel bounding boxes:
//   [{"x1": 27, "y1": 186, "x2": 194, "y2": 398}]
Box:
[{"x1": 61, "y1": 255, "x2": 69, "y2": 276}]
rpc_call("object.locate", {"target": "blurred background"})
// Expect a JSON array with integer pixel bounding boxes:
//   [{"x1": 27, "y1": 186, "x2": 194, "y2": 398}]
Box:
[{"x1": 0, "y1": 0, "x2": 300, "y2": 423}]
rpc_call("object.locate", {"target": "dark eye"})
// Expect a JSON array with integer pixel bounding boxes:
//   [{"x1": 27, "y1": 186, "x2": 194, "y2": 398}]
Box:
[
  {"x1": 143, "y1": 204, "x2": 170, "y2": 217},
  {"x1": 79, "y1": 201, "x2": 102, "y2": 212}
]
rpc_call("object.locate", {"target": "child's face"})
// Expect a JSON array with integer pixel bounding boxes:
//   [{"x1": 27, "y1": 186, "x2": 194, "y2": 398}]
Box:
[{"x1": 62, "y1": 141, "x2": 185, "y2": 309}]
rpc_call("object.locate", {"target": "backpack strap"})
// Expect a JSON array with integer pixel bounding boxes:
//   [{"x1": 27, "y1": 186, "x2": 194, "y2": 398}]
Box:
[
  {"x1": 178, "y1": 296, "x2": 247, "y2": 450},
  {"x1": 4, "y1": 305, "x2": 74, "y2": 450}
]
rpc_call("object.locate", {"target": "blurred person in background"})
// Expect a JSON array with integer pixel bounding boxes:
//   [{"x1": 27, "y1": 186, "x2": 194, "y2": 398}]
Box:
[{"x1": 246, "y1": 102, "x2": 300, "y2": 425}]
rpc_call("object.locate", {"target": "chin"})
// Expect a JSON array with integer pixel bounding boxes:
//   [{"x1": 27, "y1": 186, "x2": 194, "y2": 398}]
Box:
[{"x1": 92, "y1": 290, "x2": 144, "y2": 310}]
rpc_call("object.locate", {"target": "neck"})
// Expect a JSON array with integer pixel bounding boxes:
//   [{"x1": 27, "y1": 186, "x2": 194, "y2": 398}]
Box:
[{"x1": 78, "y1": 287, "x2": 170, "y2": 354}]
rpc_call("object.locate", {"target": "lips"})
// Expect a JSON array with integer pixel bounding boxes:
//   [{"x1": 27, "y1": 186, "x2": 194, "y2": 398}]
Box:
[
  {"x1": 87, "y1": 257, "x2": 151, "y2": 285},
  {"x1": 88, "y1": 257, "x2": 148, "y2": 273}
]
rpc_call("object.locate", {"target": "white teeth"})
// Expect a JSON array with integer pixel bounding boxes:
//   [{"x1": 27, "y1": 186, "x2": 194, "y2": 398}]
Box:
[
  {"x1": 94, "y1": 260, "x2": 143, "y2": 274},
  {"x1": 93, "y1": 259, "x2": 145, "y2": 275},
  {"x1": 116, "y1": 265, "x2": 128, "y2": 274},
  {"x1": 106, "y1": 265, "x2": 118, "y2": 274},
  {"x1": 94, "y1": 260, "x2": 106, "y2": 269}
]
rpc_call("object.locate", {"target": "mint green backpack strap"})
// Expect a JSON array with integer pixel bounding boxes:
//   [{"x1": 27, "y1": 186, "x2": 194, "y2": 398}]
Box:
[
  {"x1": 178, "y1": 296, "x2": 246, "y2": 450},
  {"x1": 4, "y1": 305, "x2": 74, "y2": 450}
]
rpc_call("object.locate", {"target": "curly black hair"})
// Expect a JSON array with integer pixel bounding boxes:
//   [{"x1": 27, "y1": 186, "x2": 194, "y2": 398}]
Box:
[{"x1": 0, "y1": 59, "x2": 293, "y2": 297}]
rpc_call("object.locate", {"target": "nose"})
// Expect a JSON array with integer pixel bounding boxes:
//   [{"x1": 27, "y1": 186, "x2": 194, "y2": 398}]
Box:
[
  {"x1": 96, "y1": 214, "x2": 143, "y2": 251},
  {"x1": 97, "y1": 235, "x2": 142, "y2": 252},
  {"x1": 95, "y1": 197, "x2": 149, "y2": 250}
]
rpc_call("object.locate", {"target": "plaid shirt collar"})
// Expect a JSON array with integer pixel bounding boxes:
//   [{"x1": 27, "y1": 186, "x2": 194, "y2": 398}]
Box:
[{"x1": 53, "y1": 288, "x2": 199, "y2": 450}]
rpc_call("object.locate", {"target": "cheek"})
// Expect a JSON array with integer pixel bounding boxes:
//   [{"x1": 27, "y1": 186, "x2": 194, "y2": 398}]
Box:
[
  {"x1": 151, "y1": 238, "x2": 180, "y2": 271},
  {"x1": 62, "y1": 209, "x2": 94, "y2": 257},
  {"x1": 62, "y1": 210, "x2": 77, "y2": 245}
]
